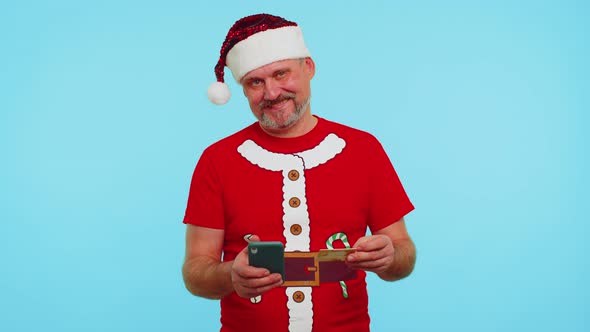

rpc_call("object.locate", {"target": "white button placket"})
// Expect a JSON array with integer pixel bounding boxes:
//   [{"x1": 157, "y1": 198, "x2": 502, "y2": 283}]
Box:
[
  {"x1": 282, "y1": 160, "x2": 309, "y2": 252},
  {"x1": 281, "y1": 158, "x2": 313, "y2": 332}
]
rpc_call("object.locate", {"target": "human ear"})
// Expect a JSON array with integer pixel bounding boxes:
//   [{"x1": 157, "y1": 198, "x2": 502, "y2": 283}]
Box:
[{"x1": 304, "y1": 57, "x2": 316, "y2": 79}]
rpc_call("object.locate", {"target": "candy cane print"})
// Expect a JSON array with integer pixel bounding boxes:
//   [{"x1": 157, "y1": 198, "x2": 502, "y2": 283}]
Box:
[{"x1": 325, "y1": 232, "x2": 351, "y2": 298}]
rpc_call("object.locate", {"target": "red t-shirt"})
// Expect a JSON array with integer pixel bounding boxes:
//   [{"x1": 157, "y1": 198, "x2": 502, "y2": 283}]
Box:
[{"x1": 184, "y1": 117, "x2": 414, "y2": 332}]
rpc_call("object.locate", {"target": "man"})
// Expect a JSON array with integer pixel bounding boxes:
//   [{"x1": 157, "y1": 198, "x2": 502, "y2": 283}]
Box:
[{"x1": 182, "y1": 14, "x2": 416, "y2": 332}]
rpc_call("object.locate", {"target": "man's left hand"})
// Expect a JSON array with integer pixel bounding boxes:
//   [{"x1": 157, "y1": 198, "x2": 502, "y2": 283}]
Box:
[{"x1": 346, "y1": 235, "x2": 394, "y2": 274}]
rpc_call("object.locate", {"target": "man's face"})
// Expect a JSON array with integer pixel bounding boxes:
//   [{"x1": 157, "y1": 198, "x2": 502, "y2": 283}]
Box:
[{"x1": 241, "y1": 58, "x2": 315, "y2": 132}]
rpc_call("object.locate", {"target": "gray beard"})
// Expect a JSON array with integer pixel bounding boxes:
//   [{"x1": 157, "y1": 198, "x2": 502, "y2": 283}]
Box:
[{"x1": 259, "y1": 97, "x2": 310, "y2": 130}]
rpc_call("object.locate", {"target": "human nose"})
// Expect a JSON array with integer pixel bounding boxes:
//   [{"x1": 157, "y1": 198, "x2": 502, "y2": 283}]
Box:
[{"x1": 263, "y1": 79, "x2": 281, "y2": 101}]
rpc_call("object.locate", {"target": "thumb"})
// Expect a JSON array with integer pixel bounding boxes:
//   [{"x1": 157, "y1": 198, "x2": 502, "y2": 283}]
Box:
[
  {"x1": 353, "y1": 236, "x2": 371, "y2": 250},
  {"x1": 243, "y1": 234, "x2": 261, "y2": 243}
]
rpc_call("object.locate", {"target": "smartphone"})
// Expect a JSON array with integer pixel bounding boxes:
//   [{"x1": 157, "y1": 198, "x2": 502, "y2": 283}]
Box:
[{"x1": 248, "y1": 241, "x2": 285, "y2": 280}]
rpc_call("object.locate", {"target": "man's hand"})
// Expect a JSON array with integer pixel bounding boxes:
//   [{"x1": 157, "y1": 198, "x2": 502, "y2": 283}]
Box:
[
  {"x1": 231, "y1": 235, "x2": 283, "y2": 298},
  {"x1": 346, "y1": 234, "x2": 395, "y2": 274},
  {"x1": 346, "y1": 219, "x2": 416, "y2": 281}
]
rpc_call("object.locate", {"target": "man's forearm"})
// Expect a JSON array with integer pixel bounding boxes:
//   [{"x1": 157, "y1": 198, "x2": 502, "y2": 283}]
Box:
[
  {"x1": 378, "y1": 238, "x2": 416, "y2": 281},
  {"x1": 182, "y1": 256, "x2": 234, "y2": 299}
]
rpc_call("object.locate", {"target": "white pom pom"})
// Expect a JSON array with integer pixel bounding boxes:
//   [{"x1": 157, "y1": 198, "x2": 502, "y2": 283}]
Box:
[{"x1": 207, "y1": 82, "x2": 231, "y2": 105}]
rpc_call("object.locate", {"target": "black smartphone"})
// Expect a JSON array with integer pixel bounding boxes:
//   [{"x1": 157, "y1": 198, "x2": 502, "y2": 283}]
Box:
[{"x1": 248, "y1": 241, "x2": 285, "y2": 280}]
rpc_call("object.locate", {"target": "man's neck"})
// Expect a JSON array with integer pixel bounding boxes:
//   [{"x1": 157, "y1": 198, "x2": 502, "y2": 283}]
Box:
[{"x1": 259, "y1": 111, "x2": 318, "y2": 139}]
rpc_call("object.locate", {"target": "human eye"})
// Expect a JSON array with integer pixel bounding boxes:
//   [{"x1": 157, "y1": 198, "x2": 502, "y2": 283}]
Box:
[
  {"x1": 248, "y1": 78, "x2": 263, "y2": 88},
  {"x1": 275, "y1": 70, "x2": 289, "y2": 79}
]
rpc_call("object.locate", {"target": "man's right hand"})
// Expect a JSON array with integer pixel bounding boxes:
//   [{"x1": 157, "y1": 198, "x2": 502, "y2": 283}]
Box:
[{"x1": 231, "y1": 234, "x2": 284, "y2": 298}]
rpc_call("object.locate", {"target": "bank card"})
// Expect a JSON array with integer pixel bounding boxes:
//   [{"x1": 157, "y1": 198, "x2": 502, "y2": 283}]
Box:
[{"x1": 317, "y1": 248, "x2": 357, "y2": 262}]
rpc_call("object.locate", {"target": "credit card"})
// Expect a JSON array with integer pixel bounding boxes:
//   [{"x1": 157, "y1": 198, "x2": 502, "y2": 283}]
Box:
[{"x1": 317, "y1": 248, "x2": 357, "y2": 262}]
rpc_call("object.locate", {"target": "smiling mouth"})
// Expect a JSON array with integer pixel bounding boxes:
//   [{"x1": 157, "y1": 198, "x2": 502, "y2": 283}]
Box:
[
  {"x1": 266, "y1": 99, "x2": 289, "y2": 110},
  {"x1": 259, "y1": 93, "x2": 296, "y2": 110}
]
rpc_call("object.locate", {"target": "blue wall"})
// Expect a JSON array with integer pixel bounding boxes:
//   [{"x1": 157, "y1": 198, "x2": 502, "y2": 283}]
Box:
[{"x1": 1, "y1": 1, "x2": 588, "y2": 331}]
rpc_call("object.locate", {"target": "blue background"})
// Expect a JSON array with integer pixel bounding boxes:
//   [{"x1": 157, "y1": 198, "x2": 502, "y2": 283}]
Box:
[{"x1": 1, "y1": 1, "x2": 588, "y2": 331}]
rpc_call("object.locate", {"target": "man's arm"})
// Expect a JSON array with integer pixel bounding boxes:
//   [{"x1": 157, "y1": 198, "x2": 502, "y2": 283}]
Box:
[
  {"x1": 182, "y1": 225, "x2": 283, "y2": 299},
  {"x1": 346, "y1": 218, "x2": 416, "y2": 281},
  {"x1": 182, "y1": 225, "x2": 233, "y2": 299}
]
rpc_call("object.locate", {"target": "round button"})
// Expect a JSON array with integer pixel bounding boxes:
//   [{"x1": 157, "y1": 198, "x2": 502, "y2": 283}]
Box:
[
  {"x1": 288, "y1": 170, "x2": 300, "y2": 181},
  {"x1": 290, "y1": 224, "x2": 302, "y2": 235},
  {"x1": 293, "y1": 291, "x2": 305, "y2": 303},
  {"x1": 289, "y1": 197, "x2": 301, "y2": 208}
]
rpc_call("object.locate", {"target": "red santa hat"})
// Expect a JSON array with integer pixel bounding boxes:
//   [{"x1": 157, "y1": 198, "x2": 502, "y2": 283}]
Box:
[{"x1": 207, "y1": 14, "x2": 311, "y2": 105}]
